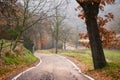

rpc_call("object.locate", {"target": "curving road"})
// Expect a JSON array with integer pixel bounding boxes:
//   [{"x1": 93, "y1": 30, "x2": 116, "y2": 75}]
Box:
[{"x1": 11, "y1": 53, "x2": 93, "y2": 80}]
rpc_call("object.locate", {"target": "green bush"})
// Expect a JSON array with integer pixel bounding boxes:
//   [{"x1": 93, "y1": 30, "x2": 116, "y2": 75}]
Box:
[{"x1": 8, "y1": 29, "x2": 18, "y2": 40}]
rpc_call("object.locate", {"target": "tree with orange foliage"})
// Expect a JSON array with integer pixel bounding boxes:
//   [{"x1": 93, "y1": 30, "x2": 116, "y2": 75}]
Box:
[
  {"x1": 76, "y1": 0, "x2": 116, "y2": 69},
  {"x1": 79, "y1": 14, "x2": 120, "y2": 49},
  {"x1": 0, "y1": 0, "x2": 19, "y2": 40}
]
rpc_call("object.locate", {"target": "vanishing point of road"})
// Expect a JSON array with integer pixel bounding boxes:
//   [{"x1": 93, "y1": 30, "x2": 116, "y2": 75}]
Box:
[{"x1": 11, "y1": 53, "x2": 93, "y2": 80}]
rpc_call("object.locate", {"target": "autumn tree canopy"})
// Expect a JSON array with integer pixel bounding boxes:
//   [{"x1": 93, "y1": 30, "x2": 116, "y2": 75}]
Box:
[
  {"x1": 76, "y1": 0, "x2": 120, "y2": 48},
  {"x1": 78, "y1": 13, "x2": 120, "y2": 48},
  {"x1": 0, "y1": 0, "x2": 22, "y2": 40}
]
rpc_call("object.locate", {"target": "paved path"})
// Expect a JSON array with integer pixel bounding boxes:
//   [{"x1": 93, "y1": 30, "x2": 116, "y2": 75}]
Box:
[{"x1": 12, "y1": 53, "x2": 93, "y2": 80}]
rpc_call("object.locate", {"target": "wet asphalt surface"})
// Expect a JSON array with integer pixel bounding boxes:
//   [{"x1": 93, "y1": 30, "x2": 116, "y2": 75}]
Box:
[{"x1": 12, "y1": 53, "x2": 91, "y2": 80}]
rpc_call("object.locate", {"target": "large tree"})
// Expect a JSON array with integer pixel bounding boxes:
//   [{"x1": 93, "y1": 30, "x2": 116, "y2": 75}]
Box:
[{"x1": 76, "y1": 0, "x2": 115, "y2": 69}]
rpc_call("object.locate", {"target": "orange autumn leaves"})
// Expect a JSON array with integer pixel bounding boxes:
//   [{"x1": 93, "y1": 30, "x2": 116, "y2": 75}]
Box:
[
  {"x1": 99, "y1": 27, "x2": 119, "y2": 48},
  {"x1": 79, "y1": 28, "x2": 120, "y2": 48},
  {"x1": 78, "y1": 13, "x2": 120, "y2": 48},
  {"x1": 76, "y1": 0, "x2": 120, "y2": 48},
  {"x1": 98, "y1": 14, "x2": 119, "y2": 48},
  {"x1": 75, "y1": 0, "x2": 115, "y2": 19},
  {"x1": 0, "y1": 1, "x2": 22, "y2": 26}
]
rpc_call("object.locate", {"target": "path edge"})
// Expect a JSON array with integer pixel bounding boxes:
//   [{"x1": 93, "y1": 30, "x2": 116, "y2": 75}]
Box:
[
  {"x1": 59, "y1": 55, "x2": 94, "y2": 80},
  {"x1": 11, "y1": 53, "x2": 42, "y2": 80}
]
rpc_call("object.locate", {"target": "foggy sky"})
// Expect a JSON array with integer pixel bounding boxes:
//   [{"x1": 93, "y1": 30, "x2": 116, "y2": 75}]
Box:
[{"x1": 66, "y1": 0, "x2": 120, "y2": 33}]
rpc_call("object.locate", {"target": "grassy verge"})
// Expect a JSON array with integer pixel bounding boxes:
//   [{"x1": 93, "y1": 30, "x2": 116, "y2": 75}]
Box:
[
  {"x1": 0, "y1": 47, "x2": 38, "y2": 80},
  {"x1": 82, "y1": 49, "x2": 120, "y2": 62},
  {"x1": 60, "y1": 50, "x2": 93, "y2": 69},
  {"x1": 60, "y1": 49, "x2": 120, "y2": 80}
]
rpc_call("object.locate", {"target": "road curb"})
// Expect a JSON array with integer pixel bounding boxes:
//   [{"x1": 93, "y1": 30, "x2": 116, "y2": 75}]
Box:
[
  {"x1": 11, "y1": 53, "x2": 42, "y2": 80},
  {"x1": 59, "y1": 55, "x2": 94, "y2": 80}
]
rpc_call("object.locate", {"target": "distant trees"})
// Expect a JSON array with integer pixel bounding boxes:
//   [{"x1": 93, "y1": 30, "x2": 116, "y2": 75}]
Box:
[
  {"x1": 50, "y1": 5, "x2": 67, "y2": 53},
  {"x1": 0, "y1": 0, "x2": 56, "y2": 52},
  {"x1": 25, "y1": 13, "x2": 51, "y2": 50},
  {"x1": 23, "y1": 36, "x2": 34, "y2": 52},
  {"x1": 0, "y1": 0, "x2": 81, "y2": 55},
  {"x1": 60, "y1": 25, "x2": 72, "y2": 50},
  {"x1": 12, "y1": 0, "x2": 51, "y2": 50},
  {"x1": 15, "y1": 0, "x2": 69, "y2": 52},
  {"x1": 20, "y1": 0, "x2": 68, "y2": 51}
]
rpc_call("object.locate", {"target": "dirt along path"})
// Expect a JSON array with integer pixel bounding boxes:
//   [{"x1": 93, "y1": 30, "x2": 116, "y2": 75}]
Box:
[{"x1": 11, "y1": 53, "x2": 94, "y2": 80}]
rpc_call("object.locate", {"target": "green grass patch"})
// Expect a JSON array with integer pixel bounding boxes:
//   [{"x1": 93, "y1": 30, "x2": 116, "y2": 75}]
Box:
[
  {"x1": 104, "y1": 50, "x2": 120, "y2": 62},
  {"x1": 60, "y1": 49, "x2": 120, "y2": 79},
  {"x1": 23, "y1": 48, "x2": 38, "y2": 64},
  {"x1": 3, "y1": 48, "x2": 38, "y2": 65},
  {"x1": 0, "y1": 39, "x2": 11, "y2": 48},
  {"x1": 81, "y1": 49, "x2": 120, "y2": 62},
  {"x1": 0, "y1": 47, "x2": 38, "y2": 77},
  {"x1": 98, "y1": 62, "x2": 120, "y2": 79},
  {"x1": 60, "y1": 50, "x2": 93, "y2": 69}
]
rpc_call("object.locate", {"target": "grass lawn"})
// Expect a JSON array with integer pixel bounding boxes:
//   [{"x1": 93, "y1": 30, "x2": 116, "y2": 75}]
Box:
[
  {"x1": 82, "y1": 49, "x2": 120, "y2": 62},
  {"x1": 60, "y1": 49, "x2": 120, "y2": 80}
]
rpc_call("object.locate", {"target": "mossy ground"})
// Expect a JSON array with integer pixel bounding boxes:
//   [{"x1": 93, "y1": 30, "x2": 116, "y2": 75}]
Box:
[{"x1": 0, "y1": 41, "x2": 38, "y2": 80}]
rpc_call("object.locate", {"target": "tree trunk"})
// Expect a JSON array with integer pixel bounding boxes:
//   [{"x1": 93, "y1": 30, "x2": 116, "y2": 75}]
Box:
[
  {"x1": 77, "y1": 1, "x2": 107, "y2": 69},
  {"x1": 55, "y1": 40, "x2": 58, "y2": 54},
  {"x1": 12, "y1": 32, "x2": 22, "y2": 51},
  {"x1": 52, "y1": 32, "x2": 55, "y2": 48},
  {"x1": 55, "y1": 27, "x2": 58, "y2": 54},
  {"x1": 0, "y1": 40, "x2": 3, "y2": 57},
  {"x1": 86, "y1": 17, "x2": 107, "y2": 69},
  {"x1": 40, "y1": 32, "x2": 43, "y2": 49},
  {"x1": 10, "y1": 41, "x2": 12, "y2": 50},
  {"x1": 63, "y1": 41, "x2": 66, "y2": 50},
  {"x1": 64, "y1": 43, "x2": 66, "y2": 50}
]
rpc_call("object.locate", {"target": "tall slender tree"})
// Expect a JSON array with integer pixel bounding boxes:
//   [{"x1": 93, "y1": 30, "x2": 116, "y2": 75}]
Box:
[{"x1": 51, "y1": 6, "x2": 65, "y2": 54}]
